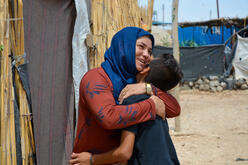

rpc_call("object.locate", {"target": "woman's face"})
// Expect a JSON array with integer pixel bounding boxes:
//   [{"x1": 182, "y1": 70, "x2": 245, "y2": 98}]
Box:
[{"x1": 135, "y1": 36, "x2": 152, "y2": 72}]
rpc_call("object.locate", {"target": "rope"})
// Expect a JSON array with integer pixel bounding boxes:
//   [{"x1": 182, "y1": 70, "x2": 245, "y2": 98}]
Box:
[
  {"x1": 0, "y1": 18, "x2": 23, "y2": 21},
  {"x1": 11, "y1": 52, "x2": 27, "y2": 68}
]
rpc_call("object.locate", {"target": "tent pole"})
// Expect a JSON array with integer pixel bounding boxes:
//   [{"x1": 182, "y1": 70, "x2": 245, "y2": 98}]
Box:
[{"x1": 172, "y1": 0, "x2": 180, "y2": 132}]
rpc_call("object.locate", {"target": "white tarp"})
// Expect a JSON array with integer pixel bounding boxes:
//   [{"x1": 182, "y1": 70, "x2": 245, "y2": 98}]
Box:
[
  {"x1": 72, "y1": 0, "x2": 90, "y2": 126},
  {"x1": 233, "y1": 35, "x2": 248, "y2": 80}
]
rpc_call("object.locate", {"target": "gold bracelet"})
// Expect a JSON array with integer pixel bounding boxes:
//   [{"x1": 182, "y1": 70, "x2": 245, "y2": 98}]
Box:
[{"x1": 146, "y1": 83, "x2": 152, "y2": 95}]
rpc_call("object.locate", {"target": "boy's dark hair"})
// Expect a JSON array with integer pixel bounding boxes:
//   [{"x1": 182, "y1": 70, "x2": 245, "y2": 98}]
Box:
[{"x1": 145, "y1": 53, "x2": 183, "y2": 91}]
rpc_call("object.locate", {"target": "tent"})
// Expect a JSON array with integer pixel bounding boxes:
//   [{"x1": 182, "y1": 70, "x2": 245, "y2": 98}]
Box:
[{"x1": 153, "y1": 18, "x2": 248, "y2": 81}]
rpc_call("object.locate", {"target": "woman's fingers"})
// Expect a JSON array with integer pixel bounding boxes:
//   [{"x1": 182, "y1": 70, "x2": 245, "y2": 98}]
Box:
[
  {"x1": 119, "y1": 89, "x2": 129, "y2": 104},
  {"x1": 119, "y1": 83, "x2": 147, "y2": 104},
  {"x1": 118, "y1": 85, "x2": 136, "y2": 104},
  {"x1": 118, "y1": 87, "x2": 130, "y2": 104}
]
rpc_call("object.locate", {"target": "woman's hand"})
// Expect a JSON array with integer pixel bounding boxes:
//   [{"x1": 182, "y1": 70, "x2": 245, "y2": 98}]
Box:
[
  {"x1": 69, "y1": 152, "x2": 91, "y2": 165},
  {"x1": 118, "y1": 83, "x2": 147, "y2": 104},
  {"x1": 150, "y1": 95, "x2": 166, "y2": 120},
  {"x1": 119, "y1": 66, "x2": 151, "y2": 104}
]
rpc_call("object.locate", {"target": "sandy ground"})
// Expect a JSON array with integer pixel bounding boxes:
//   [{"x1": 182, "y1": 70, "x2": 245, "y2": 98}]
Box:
[{"x1": 167, "y1": 90, "x2": 248, "y2": 165}]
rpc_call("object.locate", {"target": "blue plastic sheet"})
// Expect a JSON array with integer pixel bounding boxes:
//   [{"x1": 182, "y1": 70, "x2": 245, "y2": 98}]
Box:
[{"x1": 178, "y1": 26, "x2": 240, "y2": 47}]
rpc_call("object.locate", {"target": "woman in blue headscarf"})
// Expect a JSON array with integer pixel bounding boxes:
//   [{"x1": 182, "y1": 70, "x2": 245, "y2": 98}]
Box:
[{"x1": 70, "y1": 27, "x2": 180, "y2": 164}]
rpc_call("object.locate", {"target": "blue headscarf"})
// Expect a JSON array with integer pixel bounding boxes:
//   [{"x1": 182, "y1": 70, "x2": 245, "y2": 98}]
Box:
[{"x1": 101, "y1": 27, "x2": 154, "y2": 104}]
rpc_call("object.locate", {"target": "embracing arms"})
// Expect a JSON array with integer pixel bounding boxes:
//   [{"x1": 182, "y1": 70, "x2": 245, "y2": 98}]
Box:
[
  {"x1": 70, "y1": 130, "x2": 135, "y2": 165},
  {"x1": 80, "y1": 69, "x2": 172, "y2": 129},
  {"x1": 119, "y1": 82, "x2": 180, "y2": 118}
]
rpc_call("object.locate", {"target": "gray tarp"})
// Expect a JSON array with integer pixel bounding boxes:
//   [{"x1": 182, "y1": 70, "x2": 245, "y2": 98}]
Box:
[
  {"x1": 233, "y1": 35, "x2": 248, "y2": 79},
  {"x1": 153, "y1": 45, "x2": 225, "y2": 81},
  {"x1": 23, "y1": 0, "x2": 76, "y2": 164}
]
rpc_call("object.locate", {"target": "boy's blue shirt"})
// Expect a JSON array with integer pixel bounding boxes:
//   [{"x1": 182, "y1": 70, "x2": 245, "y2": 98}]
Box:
[{"x1": 122, "y1": 95, "x2": 180, "y2": 165}]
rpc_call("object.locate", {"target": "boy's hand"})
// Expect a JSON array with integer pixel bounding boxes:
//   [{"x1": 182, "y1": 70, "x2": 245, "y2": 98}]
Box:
[{"x1": 69, "y1": 152, "x2": 91, "y2": 165}]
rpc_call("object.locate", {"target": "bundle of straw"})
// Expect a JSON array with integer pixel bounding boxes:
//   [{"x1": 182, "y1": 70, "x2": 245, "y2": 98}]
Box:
[
  {"x1": 0, "y1": 0, "x2": 36, "y2": 164},
  {"x1": 0, "y1": 1, "x2": 16, "y2": 164}
]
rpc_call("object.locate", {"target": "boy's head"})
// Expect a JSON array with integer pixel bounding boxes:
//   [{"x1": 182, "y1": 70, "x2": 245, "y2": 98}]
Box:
[{"x1": 145, "y1": 53, "x2": 183, "y2": 91}]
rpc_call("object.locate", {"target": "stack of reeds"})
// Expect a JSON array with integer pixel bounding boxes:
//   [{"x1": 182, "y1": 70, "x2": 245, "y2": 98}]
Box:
[
  {"x1": 88, "y1": 0, "x2": 154, "y2": 69},
  {"x1": 0, "y1": 0, "x2": 36, "y2": 164},
  {"x1": 0, "y1": 1, "x2": 15, "y2": 164}
]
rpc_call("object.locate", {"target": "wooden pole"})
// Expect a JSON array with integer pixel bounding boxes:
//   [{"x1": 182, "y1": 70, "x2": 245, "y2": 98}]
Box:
[
  {"x1": 216, "y1": 0, "x2": 220, "y2": 19},
  {"x1": 162, "y1": 4, "x2": 164, "y2": 29},
  {"x1": 172, "y1": 0, "x2": 180, "y2": 132}
]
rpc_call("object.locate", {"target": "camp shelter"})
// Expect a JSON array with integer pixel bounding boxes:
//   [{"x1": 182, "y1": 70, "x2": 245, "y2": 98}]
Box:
[
  {"x1": 178, "y1": 18, "x2": 247, "y2": 47},
  {"x1": 153, "y1": 17, "x2": 248, "y2": 81},
  {"x1": 1, "y1": 0, "x2": 154, "y2": 165}
]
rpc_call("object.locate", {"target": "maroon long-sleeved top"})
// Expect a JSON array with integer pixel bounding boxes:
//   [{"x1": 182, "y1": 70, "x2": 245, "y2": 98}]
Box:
[{"x1": 73, "y1": 67, "x2": 180, "y2": 153}]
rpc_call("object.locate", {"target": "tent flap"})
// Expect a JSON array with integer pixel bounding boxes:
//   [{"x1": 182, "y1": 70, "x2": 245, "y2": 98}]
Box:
[{"x1": 233, "y1": 35, "x2": 248, "y2": 79}]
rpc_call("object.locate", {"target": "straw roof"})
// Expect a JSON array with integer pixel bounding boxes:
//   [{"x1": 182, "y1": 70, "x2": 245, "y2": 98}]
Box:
[{"x1": 179, "y1": 17, "x2": 248, "y2": 28}]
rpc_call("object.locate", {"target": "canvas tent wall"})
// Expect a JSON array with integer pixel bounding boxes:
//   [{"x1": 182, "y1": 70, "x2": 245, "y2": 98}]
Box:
[
  {"x1": 222, "y1": 27, "x2": 248, "y2": 77},
  {"x1": 24, "y1": 0, "x2": 92, "y2": 164},
  {"x1": 233, "y1": 34, "x2": 248, "y2": 79},
  {"x1": 23, "y1": 0, "x2": 76, "y2": 164}
]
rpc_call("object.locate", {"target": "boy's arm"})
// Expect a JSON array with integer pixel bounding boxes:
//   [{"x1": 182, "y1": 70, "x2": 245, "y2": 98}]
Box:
[
  {"x1": 69, "y1": 130, "x2": 135, "y2": 165},
  {"x1": 92, "y1": 130, "x2": 135, "y2": 164}
]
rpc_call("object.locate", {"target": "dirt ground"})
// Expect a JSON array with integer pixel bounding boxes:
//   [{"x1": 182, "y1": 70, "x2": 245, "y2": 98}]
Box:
[{"x1": 167, "y1": 90, "x2": 248, "y2": 165}]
